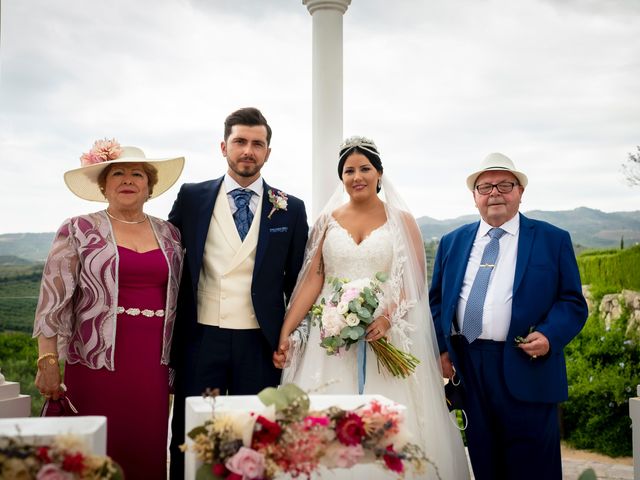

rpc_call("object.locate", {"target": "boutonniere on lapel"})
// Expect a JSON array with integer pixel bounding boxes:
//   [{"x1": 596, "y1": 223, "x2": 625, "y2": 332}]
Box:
[{"x1": 267, "y1": 189, "x2": 288, "y2": 219}]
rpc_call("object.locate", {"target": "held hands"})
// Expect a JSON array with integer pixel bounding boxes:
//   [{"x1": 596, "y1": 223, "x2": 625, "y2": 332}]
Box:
[
  {"x1": 272, "y1": 337, "x2": 290, "y2": 369},
  {"x1": 365, "y1": 314, "x2": 391, "y2": 342},
  {"x1": 517, "y1": 331, "x2": 550, "y2": 359},
  {"x1": 440, "y1": 351, "x2": 455, "y2": 379}
]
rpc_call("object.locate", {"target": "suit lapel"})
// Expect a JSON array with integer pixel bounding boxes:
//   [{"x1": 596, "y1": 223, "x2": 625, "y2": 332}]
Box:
[
  {"x1": 253, "y1": 182, "x2": 273, "y2": 277},
  {"x1": 513, "y1": 213, "x2": 535, "y2": 295},
  {"x1": 191, "y1": 177, "x2": 224, "y2": 291}
]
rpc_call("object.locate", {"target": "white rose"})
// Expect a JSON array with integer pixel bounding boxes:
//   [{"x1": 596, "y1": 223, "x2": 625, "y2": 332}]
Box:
[
  {"x1": 337, "y1": 301, "x2": 349, "y2": 315},
  {"x1": 345, "y1": 312, "x2": 360, "y2": 327},
  {"x1": 323, "y1": 306, "x2": 347, "y2": 336}
]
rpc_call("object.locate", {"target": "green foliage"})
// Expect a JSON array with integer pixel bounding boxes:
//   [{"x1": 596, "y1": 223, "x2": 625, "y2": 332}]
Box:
[
  {"x1": 577, "y1": 244, "x2": 640, "y2": 290},
  {"x1": 563, "y1": 290, "x2": 639, "y2": 457},
  {"x1": 0, "y1": 264, "x2": 42, "y2": 333},
  {"x1": 0, "y1": 331, "x2": 43, "y2": 416}
]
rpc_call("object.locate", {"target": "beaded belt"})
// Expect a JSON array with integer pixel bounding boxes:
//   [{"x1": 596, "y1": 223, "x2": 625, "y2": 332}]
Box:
[{"x1": 116, "y1": 306, "x2": 165, "y2": 317}]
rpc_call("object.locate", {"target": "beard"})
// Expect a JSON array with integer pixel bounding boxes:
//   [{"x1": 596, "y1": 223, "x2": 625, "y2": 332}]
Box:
[{"x1": 228, "y1": 157, "x2": 262, "y2": 178}]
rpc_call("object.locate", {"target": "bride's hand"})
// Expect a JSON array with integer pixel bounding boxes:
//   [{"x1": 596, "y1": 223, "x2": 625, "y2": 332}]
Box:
[
  {"x1": 273, "y1": 338, "x2": 290, "y2": 369},
  {"x1": 366, "y1": 314, "x2": 391, "y2": 342}
]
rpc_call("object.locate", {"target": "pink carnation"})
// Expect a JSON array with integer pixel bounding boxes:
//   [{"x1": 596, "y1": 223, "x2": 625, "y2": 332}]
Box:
[
  {"x1": 36, "y1": 464, "x2": 74, "y2": 480},
  {"x1": 225, "y1": 446, "x2": 265, "y2": 479},
  {"x1": 323, "y1": 443, "x2": 364, "y2": 468}
]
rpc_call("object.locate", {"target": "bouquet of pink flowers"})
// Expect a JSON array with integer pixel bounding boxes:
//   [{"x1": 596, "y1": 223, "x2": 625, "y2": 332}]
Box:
[
  {"x1": 0, "y1": 434, "x2": 122, "y2": 479},
  {"x1": 183, "y1": 384, "x2": 432, "y2": 479},
  {"x1": 307, "y1": 273, "x2": 420, "y2": 378}
]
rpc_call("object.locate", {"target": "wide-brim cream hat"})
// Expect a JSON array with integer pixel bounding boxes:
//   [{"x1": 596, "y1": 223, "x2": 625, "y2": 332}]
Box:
[
  {"x1": 64, "y1": 140, "x2": 184, "y2": 202},
  {"x1": 466, "y1": 152, "x2": 528, "y2": 191}
]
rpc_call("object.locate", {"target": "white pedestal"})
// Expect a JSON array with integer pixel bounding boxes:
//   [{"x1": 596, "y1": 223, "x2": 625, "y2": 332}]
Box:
[
  {"x1": 0, "y1": 416, "x2": 107, "y2": 455},
  {"x1": 630, "y1": 386, "x2": 640, "y2": 480},
  {"x1": 0, "y1": 381, "x2": 31, "y2": 418},
  {"x1": 184, "y1": 395, "x2": 400, "y2": 480}
]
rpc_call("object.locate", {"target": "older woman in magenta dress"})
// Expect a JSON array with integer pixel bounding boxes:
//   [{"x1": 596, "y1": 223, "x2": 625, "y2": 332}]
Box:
[{"x1": 33, "y1": 139, "x2": 184, "y2": 478}]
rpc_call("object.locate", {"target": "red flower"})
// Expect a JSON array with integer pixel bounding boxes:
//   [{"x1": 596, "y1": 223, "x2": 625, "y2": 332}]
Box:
[
  {"x1": 226, "y1": 473, "x2": 243, "y2": 480},
  {"x1": 382, "y1": 445, "x2": 404, "y2": 473},
  {"x1": 335, "y1": 413, "x2": 366, "y2": 446},
  {"x1": 36, "y1": 446, "x2": 51, "y2": 463},
  {"x1": 212, "y1": 462, "x2": 226, "y2": 476},
  {"x1": 252, "y1": 415, "x2": 282, "y2": 447},
  {"x1": 61, "y1": 452, "x2": 85, "y2": 473}
]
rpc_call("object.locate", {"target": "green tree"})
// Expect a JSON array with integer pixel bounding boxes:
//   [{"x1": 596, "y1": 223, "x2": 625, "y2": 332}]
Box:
[{"x1": 0, "y1": 331, "x2": 44, "y2": 416}]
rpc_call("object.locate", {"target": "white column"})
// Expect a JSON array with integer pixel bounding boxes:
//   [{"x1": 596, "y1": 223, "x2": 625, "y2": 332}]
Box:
[
  {"x1": 303, "y1": 0, "x2": 351, "y2": 220},
  {"x1": 631, "y1": 385, "x2": 640, "y2": 480}
]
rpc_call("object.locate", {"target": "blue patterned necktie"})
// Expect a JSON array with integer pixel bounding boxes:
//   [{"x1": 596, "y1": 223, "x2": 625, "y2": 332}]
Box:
[
  {"x1": 461, "y1": 227, "x2": 506, "y2": 343},
  {"x1": 230, "y1": 189, "x2": 254, "y2": 241}
]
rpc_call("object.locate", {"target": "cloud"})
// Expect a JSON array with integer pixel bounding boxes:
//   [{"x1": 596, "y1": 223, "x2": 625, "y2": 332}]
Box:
[{"x1": 0, "y1": 0, "x2": 638, "y2": 233}]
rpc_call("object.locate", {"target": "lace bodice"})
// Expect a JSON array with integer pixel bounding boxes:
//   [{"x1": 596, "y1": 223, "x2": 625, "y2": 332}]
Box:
[{"x1": 322, "y1": 218, "x2": 393, "y2": 281}]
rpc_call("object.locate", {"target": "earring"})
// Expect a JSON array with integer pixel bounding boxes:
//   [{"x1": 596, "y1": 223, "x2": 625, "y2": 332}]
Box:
[{"x1": 377, "y1": 179, "x2": 381, "y2": 190}]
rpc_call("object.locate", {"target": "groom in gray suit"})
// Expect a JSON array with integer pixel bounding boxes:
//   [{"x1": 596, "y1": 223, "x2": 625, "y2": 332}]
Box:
[{"x1": 168, "y1": 107, "x2": 309, "y2": 479}]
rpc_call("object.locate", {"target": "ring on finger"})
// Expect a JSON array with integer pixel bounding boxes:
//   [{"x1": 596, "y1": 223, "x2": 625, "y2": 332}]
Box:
[{"x1": 532, "y1": 354, "x2": 538, "y2": 359}]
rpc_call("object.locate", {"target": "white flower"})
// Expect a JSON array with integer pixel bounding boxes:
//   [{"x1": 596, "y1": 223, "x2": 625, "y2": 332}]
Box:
[
  {"x1": 337, "y1": 301, "x2": 350, "y2": 315},
  {"x1": 322, "y1": 306, "x2": 347, "y2": 336},
  {"x1": 345, "y1": 313, "x2": 360, "y2": 327}
]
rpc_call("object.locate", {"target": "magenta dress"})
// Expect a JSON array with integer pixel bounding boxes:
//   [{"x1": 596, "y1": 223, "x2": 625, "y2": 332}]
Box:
[{"x1": 64, "y1": 246, "x2": 170, "y2": 479}]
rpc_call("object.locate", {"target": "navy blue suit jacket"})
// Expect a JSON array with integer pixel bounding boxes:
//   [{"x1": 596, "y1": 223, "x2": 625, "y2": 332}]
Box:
[
  {"x1": 429, "y1": 213, "x2": 588, "y2": 403},
  {"x1": 168, "y1": 176, "x2": 308, "y2": 368}
]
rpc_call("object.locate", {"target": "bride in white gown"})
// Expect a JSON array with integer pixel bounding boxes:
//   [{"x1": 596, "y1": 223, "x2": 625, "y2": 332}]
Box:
[{"x1": 274, "y1": 137, "x2": 469, "y2": 480}]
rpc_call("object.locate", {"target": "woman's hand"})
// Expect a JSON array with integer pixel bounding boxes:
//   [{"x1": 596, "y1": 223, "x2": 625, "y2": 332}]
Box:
[
  {"x1": 366, "y1": 314, "x2": 391, "y2": 342},
  {"x1": 35, "y1": 355, "x2": 62, "y2": 400}
]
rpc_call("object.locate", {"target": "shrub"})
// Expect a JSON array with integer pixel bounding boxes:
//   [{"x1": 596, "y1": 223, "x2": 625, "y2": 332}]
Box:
[
  {"x1": 563, "y1": 291, "x2": 639, "y2": 457},
  {"x1": 577, "y1": 244, "x2": 640, "y2": 290},
  {"x1": 0, "y1": 331, "x2": 44, "y2": 416}
]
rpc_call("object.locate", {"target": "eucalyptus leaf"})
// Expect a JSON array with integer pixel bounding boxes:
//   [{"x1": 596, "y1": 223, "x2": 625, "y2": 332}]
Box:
[
  {"x1": 196, "y1": 464, "x2": 219, "y2": 480},
  {"x1": 375, "y1": 271, "x2": 388, "y2": 282},
  {"x1": 357, "y1": 308, "x2": 371, "y2": 319},
  {"x1": 257, "y1": 387, "x2": 288, "y2": 410}
]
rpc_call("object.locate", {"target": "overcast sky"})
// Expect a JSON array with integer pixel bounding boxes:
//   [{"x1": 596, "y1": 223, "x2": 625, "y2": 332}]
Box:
[{"x1": 1, "y1": 0, "x2": 638, "y2": 234}]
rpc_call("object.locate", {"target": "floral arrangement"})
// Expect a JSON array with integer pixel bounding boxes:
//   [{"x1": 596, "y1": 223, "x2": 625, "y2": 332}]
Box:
[
  {"x1": 267, "y1": 189, "x2": 288, "y2": 219},
  {"x1": 80, "y1": 138, "x2": 123, "y2": 166},
  {"x1": 0, "y1": 434, "x2": 122, "y2": 479},
  {"x1": 183, "y1": 384, "x2": 433, "y2": 479},
  {"x1": 307, "y1": 273, "x2": 420, "y2": 378}
]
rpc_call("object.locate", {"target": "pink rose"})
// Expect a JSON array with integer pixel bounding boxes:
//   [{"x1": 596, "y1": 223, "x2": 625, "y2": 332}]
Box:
[
  {"x1": 225, "y1": 447, "x2": 265, "y2": 479},
  {"x1": 341, "y1": 287, "x2": 360, "y2": 304},
  {"x1": 36, "y1": 464, "x2": 74, "y2": 480},
  {"x1": 323, "y1": 443, "x2": 365, "y2": 468}
]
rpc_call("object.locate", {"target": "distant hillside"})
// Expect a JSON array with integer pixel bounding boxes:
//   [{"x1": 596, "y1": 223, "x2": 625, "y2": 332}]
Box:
[
  {"x1": 0, "y1": 233, "x2": 54, "y2": 263},
  {"x1": 417, "y1": 207, "x2": 640, "y2": 248},
  {"x1": 0, "y1": 207, "x2": 637, "y2": 260}
]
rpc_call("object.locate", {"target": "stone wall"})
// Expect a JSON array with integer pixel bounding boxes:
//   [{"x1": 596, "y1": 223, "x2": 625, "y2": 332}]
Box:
[{"x1": 592, "y1": 288, "x2": 640, "y2": 336}]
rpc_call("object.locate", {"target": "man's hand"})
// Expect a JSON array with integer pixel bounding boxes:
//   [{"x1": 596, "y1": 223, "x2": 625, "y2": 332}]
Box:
[
  {"x1": 272, "y1": 338, "x2": 290, "y2": 369},
  {"x1": 440, "y1": 351, "x2": 455, "y2": 379},
  {"x1": 517, "y1": 331, "x2": 550, "y2": 359}
]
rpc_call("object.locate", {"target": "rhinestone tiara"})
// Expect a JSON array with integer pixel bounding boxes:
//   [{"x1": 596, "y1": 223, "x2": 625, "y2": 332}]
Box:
[{"x1": 339, "y1": 136, "x2": 380, "y2": 160}]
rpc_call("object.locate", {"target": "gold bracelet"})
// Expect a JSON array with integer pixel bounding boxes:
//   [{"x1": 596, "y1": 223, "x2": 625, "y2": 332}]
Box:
[{"x1": 37, "y1": 352, "x2": 58, "y2": 368}]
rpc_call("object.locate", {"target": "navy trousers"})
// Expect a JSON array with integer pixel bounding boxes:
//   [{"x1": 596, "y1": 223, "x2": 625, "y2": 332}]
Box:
[
  {"x1": 453, "y1": 337, "x2": 562, "y2": 480},
  {"x1": 169, "y1": 325, "x2": 281, "y2": 480}
]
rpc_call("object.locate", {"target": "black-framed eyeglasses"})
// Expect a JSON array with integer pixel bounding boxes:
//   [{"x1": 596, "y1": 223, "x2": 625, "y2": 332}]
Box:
[{"x1": 475, "y1": 182, "x2": 519, "y2": 195}]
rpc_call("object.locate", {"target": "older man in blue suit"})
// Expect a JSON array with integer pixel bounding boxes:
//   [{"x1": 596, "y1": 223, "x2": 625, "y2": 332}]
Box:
[
  {"x1": 167, "y1": 107, "x2": 308, "y2": 479},
  {"x1": 429, "y1": 153, "x2": 588, "y2": 480}
]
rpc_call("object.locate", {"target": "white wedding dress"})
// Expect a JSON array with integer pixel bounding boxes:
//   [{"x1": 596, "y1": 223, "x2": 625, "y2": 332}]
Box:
[{"x1": 286, "y1": 217, "x2": 470, "y2": 480}]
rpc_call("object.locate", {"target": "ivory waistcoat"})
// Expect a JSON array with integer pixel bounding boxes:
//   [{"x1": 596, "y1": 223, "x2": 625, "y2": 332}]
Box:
[{"x1": 197, "y1": 187, "x2": 261, "y2": 329}]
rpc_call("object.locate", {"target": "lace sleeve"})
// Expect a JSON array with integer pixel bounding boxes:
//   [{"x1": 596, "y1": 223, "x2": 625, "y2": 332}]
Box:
[{"x1": 33, "y1": 220, "x2": 80, "y2": 346}]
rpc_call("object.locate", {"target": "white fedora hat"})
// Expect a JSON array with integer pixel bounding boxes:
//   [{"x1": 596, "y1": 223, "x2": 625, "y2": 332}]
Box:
[
  {"x1": 466, "y1": 152, "x2": 528, "y2": 191},
  {"x1": 64, "y1": 139, "x2": 184, "y2": 202}
]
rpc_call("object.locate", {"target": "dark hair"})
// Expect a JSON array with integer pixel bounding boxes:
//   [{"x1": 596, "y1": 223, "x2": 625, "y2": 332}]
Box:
[
  {"x1": 337, "y1": 146, "x2": 384, "y2": 193},
  {"x1": 97, "y1": 162, "x2": 159, "y2": 197},
  {"x1": 223, "y1": 107, "x2": 272, "y2": 145}
]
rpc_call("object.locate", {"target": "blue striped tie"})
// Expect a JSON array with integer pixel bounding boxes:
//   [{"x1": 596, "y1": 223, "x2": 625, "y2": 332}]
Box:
[
  {"x1": 462, "y1": 227, "x2": 506, "y2": 343},
  {"x1": 230, "y1": 189, "x2": 254, "y2": 241}
]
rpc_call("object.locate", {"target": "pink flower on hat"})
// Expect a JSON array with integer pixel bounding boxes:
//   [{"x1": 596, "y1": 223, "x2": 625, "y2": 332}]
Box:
[{"x1": 80, "y1": 138, "x2": 123, "y2": 166}]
